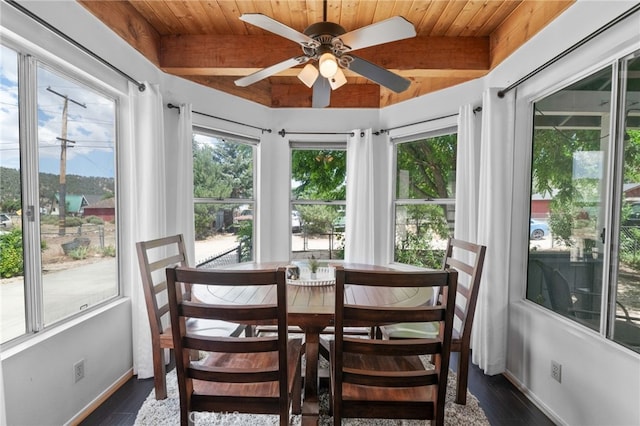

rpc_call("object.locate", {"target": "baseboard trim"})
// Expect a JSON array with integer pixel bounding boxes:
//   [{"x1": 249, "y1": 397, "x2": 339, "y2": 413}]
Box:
[
  {"x1": 502, "y1": 369, "x2": 565, "y2": 426},
  {"x1": 66, "y1": 368, "x2": 134, "y2": 426}
]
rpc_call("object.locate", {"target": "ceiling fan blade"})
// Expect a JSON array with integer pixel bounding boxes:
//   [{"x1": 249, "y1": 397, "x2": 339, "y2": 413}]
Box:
[
  {"x1": 240, "y1": 14, "x2": 319, "y2": 48},
  {"x1": 338, "y1": 17, "x2": 416, "y2": 51},
  {"x1": 348, "y1": 56, "x2": 411, "y2": 93},
  {"x1": 235, "y1": 56, "x2": 309, "y2": 87},
  {"x1": 312, "y1": 78, "x2": 331, "y2": 108}
]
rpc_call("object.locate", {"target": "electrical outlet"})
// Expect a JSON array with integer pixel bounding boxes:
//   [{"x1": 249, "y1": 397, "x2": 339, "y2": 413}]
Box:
[
  {"x1": 74, "y1": 359, "x2": 85, "y2": 383},
  {"x1": 551, "y1": 360, "x2": 561, "y2": 383}
]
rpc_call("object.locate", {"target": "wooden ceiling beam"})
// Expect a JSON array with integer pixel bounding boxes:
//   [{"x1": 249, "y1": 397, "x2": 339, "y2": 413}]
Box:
[
  {"x1": 159, "y1": 35, "x2": 490, "y2": 72},
  {"x1": 78, "y1": 0, "x2": 161, "y2": 66}
]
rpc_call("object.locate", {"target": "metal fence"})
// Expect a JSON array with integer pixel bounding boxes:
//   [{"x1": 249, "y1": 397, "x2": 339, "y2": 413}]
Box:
[{"x1": 620, "y1": 226, "x2": 640, "y2": 257}]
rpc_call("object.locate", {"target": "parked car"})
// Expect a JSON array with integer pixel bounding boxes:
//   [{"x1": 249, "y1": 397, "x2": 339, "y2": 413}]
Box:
[
  {"x1": 232, "y1": 209, "x2": 253, "y2": 232},
  {"x1": 623, "y1": 200, "x2": 640, "y2": 226},
  {"x1": 0, "y1": 213, "x2": 12, "y2": 228},
  {"x1": 333, "y1": 215, "x2": 345, "y2": 232},
  {"x1": 292, "y1": 210, "x2": 302, "y2": 233},
  {"x1": 530, "y1": 219, "x2": 549, "y2": 240},
  {"x1": 233, "y1": 209, "x2": 253, "y2": 224}
]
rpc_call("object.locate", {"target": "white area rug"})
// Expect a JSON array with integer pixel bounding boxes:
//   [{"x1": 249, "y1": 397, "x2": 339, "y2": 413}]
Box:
[{"x1": 135, "y1": 367, "x2": 489, "y2": 425}]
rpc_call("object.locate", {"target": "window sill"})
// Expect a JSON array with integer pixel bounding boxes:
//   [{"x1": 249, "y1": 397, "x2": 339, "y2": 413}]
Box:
[{"x1": 0, "y1": 297, "x2": 130, "y2": 360}]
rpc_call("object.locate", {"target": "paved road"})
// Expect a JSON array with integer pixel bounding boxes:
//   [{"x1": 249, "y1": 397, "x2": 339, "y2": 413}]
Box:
[{"x1": 0, "y1": 259, "x2": 116, "y2": 343}]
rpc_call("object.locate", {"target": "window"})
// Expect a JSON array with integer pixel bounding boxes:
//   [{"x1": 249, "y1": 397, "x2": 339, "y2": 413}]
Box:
[
  {"x1": 526, "y1": 53, "x2": 640, "y2": 351},
  {"x1": 1, "y1": 44, "x2": 119, "y2": 345},
  {"x1": 290, "y1": 143, "x2": 346, "y2": 260},
  {"x1": 393, "y1": 129, "x2": 457, "y2": 268},
  {"x1": 192, "y1": 128, "x2": 256, "y2": 267}
]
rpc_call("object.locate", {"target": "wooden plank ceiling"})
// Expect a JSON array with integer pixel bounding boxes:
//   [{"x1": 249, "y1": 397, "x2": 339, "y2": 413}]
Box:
[{"x1": 78, "y1": 0, "x2": 575, "y2": 108}]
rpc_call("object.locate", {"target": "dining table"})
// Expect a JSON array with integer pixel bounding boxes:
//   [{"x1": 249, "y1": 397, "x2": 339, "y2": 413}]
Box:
[{"x1": 191, "y1": 261, "x2": 433, "y2": 426}]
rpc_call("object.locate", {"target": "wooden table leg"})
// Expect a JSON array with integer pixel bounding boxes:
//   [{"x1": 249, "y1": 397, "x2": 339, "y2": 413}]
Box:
[{"x1": 302, "y1": 326, "x2": 323, "y2": 425}]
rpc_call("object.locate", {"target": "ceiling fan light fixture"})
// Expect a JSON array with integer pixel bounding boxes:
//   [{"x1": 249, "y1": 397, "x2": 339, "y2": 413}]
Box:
[
  {"x1": 328, "y1": 67, "x2": 347, "y2": 90},
  {"x1": 298, "y1": 63, "x2": 319, "y2": 88},
  {"x1": 319, "y1": 52, "x2": 338, "y2": 78}
]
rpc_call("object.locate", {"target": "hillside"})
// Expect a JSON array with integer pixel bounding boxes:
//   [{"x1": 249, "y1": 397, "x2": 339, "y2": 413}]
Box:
[{"x1": 0, "y1": 167, "x2": 114, "y2": 210}]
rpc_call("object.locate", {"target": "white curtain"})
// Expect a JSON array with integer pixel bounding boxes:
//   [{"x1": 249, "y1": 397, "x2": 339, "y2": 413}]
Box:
[
  {"x1": 471, "y1": 88, "x2": 516, "y2": 375},
  {"x1": 454, "y1": 104, "x2": 481, "y2": 244},
  {"x1": 123, "y1": 82, "x2": 168, "y2": 378},
  {"x1": 345, "y1": 129, "x2": 374, "y2": 263},
  {"x1": 174, "y1": 104, "x2": 195, "y2": 264}
]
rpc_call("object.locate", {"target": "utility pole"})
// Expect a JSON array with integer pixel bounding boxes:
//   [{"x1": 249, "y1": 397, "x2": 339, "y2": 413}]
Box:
[{"x1": 46, "y1": 87, "x2": 86, "y2": 236}]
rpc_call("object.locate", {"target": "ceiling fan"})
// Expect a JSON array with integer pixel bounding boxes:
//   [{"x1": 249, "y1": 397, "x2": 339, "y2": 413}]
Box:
[{"x1": 234, "y1": 10, "x2": 416, "y2": 108}]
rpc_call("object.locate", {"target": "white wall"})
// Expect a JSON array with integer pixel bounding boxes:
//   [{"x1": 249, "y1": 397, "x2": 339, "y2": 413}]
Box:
[
  {"x1": 502, "y1": 2, "x2": 640, "y2": 424},
  {"x1": 2, "y1": 1, "x2": 639, "y2": 425},
  {"x1": 2, "y1": 301, "x2": 132, "y2": 425},
  {"x1": 0, "y1": 2, "x2": 147, "y2": 425}
]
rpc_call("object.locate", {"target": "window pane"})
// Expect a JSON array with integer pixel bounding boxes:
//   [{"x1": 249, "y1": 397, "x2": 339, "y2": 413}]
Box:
[
  {"x1": 0, "y1": 45, "x2": 25, "y2": 343},
  {"x1": 193, "y1": 134, "x2": 253, "y2": 199},
  {"x1": 615, "y1": 55, "x2": 640, "y2": 351},
  {"x1": 37, "y1": 65, "x2": 118, "y2": 327},
  {"x1": 394, "y1": 202, "x2": 453, "y2": 269},
  {"x1": 194, "y1": 203, "x2": 253, "y2": 267},
  {"x1": 396, "y1": 135, "x2": 457, "y2": 199},
  {"x1": 291, "y1": 203, "x2": 344, "y2": 260},
  {"x1": 192, "y1": 133, "x2": 254, "y2": 263},
  {"x1": 291, "y1": 148, "x2": 346, "y2": 260},
  {"x1": 394, "y1": 133, "x2": 457, "y2": 268},
  {"x1": 526, "y1": 66, "x2": 612, "y2": 331}
]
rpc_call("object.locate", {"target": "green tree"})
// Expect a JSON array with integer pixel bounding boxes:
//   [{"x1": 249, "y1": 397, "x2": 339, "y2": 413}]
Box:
[
  {"x1": 531, "y1": 127, "x2": 640, "y2": 246},
  {"x1": 396, "y1": 134, "x2": 456, "y2": 199},
  {"x1": 292, "y1": 150, "x2": 346, "y2": 200},
  {"x1": 394, "y1": 135, "x2": 457, "y2": 267},
  {"x1": 192, "y1": 137, "x2": 253, "y2": 239}
]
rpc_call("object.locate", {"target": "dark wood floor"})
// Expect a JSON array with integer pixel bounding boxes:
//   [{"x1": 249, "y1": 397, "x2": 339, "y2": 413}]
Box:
[{"x1": 80, "y1": 352, "x2": 554, "y2": 426}]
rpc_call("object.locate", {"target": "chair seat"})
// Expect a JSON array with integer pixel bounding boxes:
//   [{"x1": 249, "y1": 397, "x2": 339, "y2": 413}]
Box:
[
  {"x1": 381, "y1": 322, "x2": 439, "y2": 339},
  {"x1": 339, "y1": 349, "x2": 435, "y2": 403},
  {"x1": 160, "y1": 319, "x2": 245, "y2": 348},
  {"x1": 186, "y1": 318, "x2": 245, "y2": 336},
  {"x1": 194, "y1": 338, "x2": 303, "y2": 398}
]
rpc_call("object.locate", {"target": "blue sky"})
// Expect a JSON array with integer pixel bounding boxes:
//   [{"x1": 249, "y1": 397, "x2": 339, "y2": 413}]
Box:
[{"x1": 1, "y1": 44, "x2": 116, "y2": 178}]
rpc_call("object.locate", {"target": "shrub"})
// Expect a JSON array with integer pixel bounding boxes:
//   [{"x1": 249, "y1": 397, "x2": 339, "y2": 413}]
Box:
[
  {"x1": 102, "y1": 245, "x2": 116, "y2": 257},
  {"x1": 68, "y1": 246, "x2": 89, "y2": 260},
  {"x1": 64, "y1": 217, "x2": 83, "y2": 227},
  {"x1": 0, "y1": 228, "x2": 24, "y2": 278},
  {"x1": 85, "y1": 215, "x2": 104, "y2": 225}
]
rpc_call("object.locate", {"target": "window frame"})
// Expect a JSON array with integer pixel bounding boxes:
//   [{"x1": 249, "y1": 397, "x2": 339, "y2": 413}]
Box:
[
  {"x1": 520, "y1": 47, "x2": 640, "y2": 351},
  {"x1": 1, "y1": 40, "x2": 123, "y2": 348},
  {"x1": 289, "y1": 140, "x2": 347, "y2": 259},
  {"x1": 390, "y1": 125, "x2": 458, "y2": 268},
  {"x1": 191, "y1": 126, "x2": 258, "y2": 263}
]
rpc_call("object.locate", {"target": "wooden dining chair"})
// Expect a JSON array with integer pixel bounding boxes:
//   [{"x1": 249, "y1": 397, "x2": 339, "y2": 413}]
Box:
[
  {"x1": 377, "y1": 238, "x2": 486, "y2": 405},
  {"x1": 166, "y1": 266, "x2": 303, "y2": 426},
  {"x1": 135, "y1": 234, "x2": 246, "y2": 400},
  {"x1": 330, "y1": 266, "x2": 458, "y2": 426}
]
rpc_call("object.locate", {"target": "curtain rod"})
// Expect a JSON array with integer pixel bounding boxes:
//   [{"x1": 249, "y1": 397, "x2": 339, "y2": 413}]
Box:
[
  {"x1": 6, "y1": 0, "x2": 146, "y2": 92},
  {"x1": 375, "y1": 108, "x2": 481, "y2": 135},
  {"x1": 167, "y1": 104, "x2": 271, "y2": 133},
  {"x1": 498, "y1": 3, "x2": 640, "y2": 98},
  {"x1": 278, "y1": 129, "x2": 361, "y2": 137}
]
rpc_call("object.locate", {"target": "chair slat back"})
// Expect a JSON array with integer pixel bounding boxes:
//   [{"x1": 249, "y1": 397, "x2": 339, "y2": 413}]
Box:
[
  {"x1": 166, "y1": 266, "x2": 295, "y2": 421},
  {"x1": 441, "y1": 238, "x2": 486, "y2": 342},
  {"x1": 136, "y1": 234, "x2": 189, "y2": 341},
  {"x1": 333, "y1": 266, "x2": 458, "y2": 424}
]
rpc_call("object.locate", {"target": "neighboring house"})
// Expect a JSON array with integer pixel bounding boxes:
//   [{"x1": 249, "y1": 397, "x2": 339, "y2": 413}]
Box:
[
  {"x1": 50, "y1": 193, "x2": 89, "y2": 216},
  {"x1": 530, "y1": 192, "x2": 554, "y2": 219},
  {"x1": 83, "y1": 197, "x2": 115, "y2": 222},
  {"x1": 624, "y1": 183, "x2": 640, "y2": 198}
]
